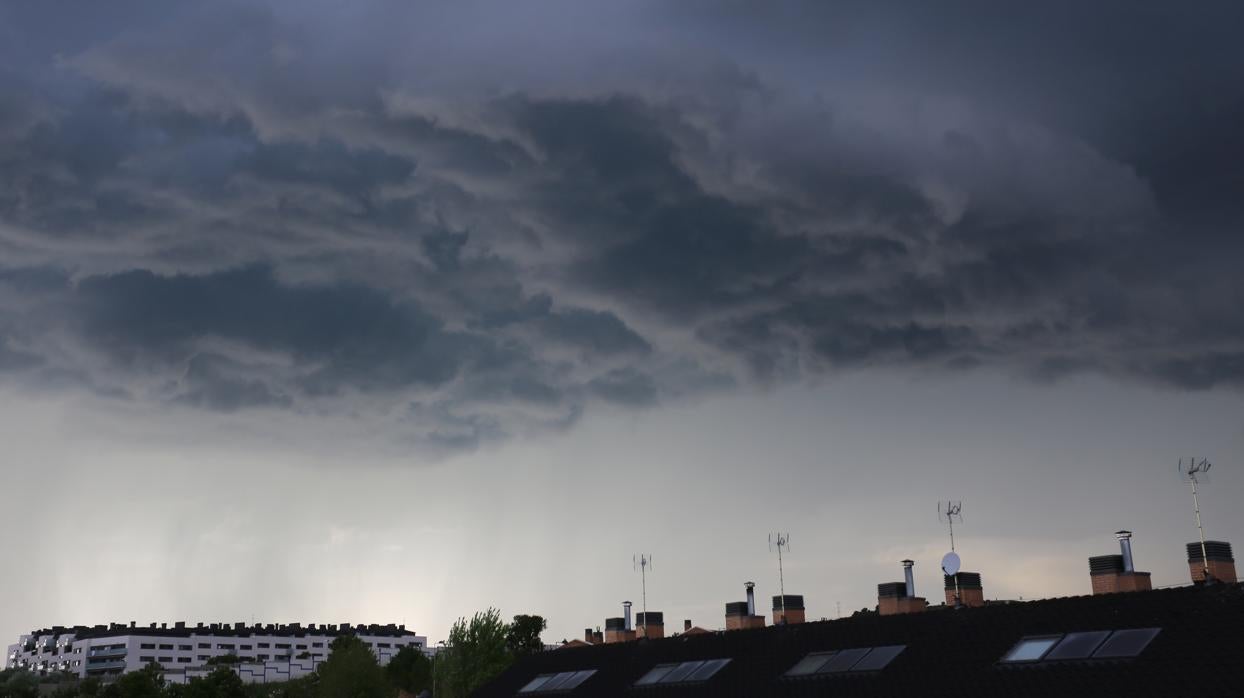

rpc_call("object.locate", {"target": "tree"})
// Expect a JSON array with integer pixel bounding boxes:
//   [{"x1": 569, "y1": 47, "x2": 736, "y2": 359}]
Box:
[
  {"x1": 315, "y1": 635, "x2": 392, "y2": 698},
  {"x1": 433, "y1": 609, "x2": 512, "y2": 698},
  {"x1": 505, "y1": 615, "x2": 546, "y2": 658},
  {"x1": 177, "y1": 667, "x2": 247, "y2": 698},
  {"x1": 0, "y1": 669, "x2": 39, "y2": 698},
  {"x1": 101, "y1": 663, "x2": 163, "y2": 698},
  {"x1": 384, "y1": 646, "x2": 432, "y2": 695}
]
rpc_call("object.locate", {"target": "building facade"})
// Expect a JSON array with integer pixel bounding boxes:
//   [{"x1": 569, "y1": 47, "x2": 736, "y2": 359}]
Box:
[{"x1": 5, "y1": 621, "x2": 427, "y2": 684}]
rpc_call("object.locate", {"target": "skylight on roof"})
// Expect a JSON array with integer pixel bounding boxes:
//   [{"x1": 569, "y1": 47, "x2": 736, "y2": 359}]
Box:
[
  {"x1": 633, "y1": 659, "x2": 730, "y2": 687},
  {"x1": 1001, "y1": 636, "x2": 1061, "y2": 663},
  {"x1": 1000, "y1": 628, "x2": 1161, "y2": 665},
  {"x1": 851, "y1": 645, "x2": 907, "y2": 671},
  {"x1": 784, "y1": 652, "x2": 834, "y2": 676},
  {"x1": 784, "y1": 646, "x2": 907, "y2": 678},
  {"x1": 1044, "y1": 631, "x2": 1111, "y2": 661},
  {"x1": 1092, "y1": 628, "x2": 1161, "y2": 658},
  {"x1": 519, "y1": 669, "x2": 597, "y2": 694}
]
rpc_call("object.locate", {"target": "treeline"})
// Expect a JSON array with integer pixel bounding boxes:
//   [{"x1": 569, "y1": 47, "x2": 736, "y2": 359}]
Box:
[{"x1": 0, "y1": 610, "x2": 543, "y2": 698}]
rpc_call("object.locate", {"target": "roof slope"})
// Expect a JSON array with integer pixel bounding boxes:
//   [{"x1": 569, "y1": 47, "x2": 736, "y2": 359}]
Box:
[{"x1": 475, "y1": 584, "x2": 1244, "y2": 697}]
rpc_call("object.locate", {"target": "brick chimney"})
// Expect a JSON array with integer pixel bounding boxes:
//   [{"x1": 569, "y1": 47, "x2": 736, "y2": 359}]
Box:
[
  {"x1": 683, "y1": 619, "x2": 691, "y2": 632},
  {"x1": 724, "y1": 582, "x2": 766, "y2": 630},
  {"x1": 878, "y1": 560, "x2": 928, "y2": 615},
  {"x1": 635, "y1": 612, "x2": 664, "y2": 639},
  {"x1": 724, "y1": 601, "x2": 765, "y2": 630},
  {"x1": 1187, "y1": 541, "x2": 1237, "y2": 584},
  {"x1": 772, "y1": 595, "x2": 805, "y2": 624},
  {"x1": 1088, "y1": 530, "x2": 1152, "y2": 594},
  {"x1": 602, "y1": 617, "x2": 633, "y2": 643},
  {"x1": 944, "y1": 571, "x2": 984, "y2": 607}
]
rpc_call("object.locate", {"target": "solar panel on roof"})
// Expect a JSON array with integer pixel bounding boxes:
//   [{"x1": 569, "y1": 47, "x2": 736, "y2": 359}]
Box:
[
  {"x1": 687, "y1": 658, "x2": 730, "y2": 681},
  {"x1": 818, "y1": 647, "x2": 870, "y2": 673},
  {"x1": 558, "y1": 669, "x2": 596, "y2": 690},
  {"x1": 785, "y1": 652, "x2": 835, "y2": 676},
  {"x1": 1092, "y1": 628, "x2": 1161, "y2": 658},
  {"x1": 1001, "y1": 636, "x2": 1061, "y2": 663},
  {"x1": 660, "y1": 660, "x2": 706, "y2": 683},
  {"x1": 635, "y1": 664, "x2": 677, "y2": 686},
  {"x1": 1044, "y1": 631, "x2": 1111, "y2": 660},
  {"x1": 850, "y1": 645, "x2": 906, "y2": 671},
  {"x1": 519, "y1": 675, "x2": 553, "y2": 693}
]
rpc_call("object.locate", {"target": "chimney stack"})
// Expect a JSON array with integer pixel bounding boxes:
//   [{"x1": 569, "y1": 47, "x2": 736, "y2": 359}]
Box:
[
  {"x1": 745, "y1": 581, "x2": 756, "y2": 616},
  {"x1": 635, "y1": 612, "x2": 664, "y2": 639},
  {"x1": 683, "y1": 619, "x2": 691, "y2": 632},
  {"x1": 602, "y1": 617, "x2": 632, "y2": 643},
  {"x1": 1187, "y1": 541, "x2": 1237, "y2": 584},
  {"x1": 772, "y1": 595, "x2": 806, "y2": 625},
  {"x1": 1089, "y1": 530, "x2": 1152, "y2": 594},
  {"x1": 944, "y1": 572, "x2": 985, "y2": 607},
  {"x1": 878, "y1": 561, "x2": 928, "y2": 615}
]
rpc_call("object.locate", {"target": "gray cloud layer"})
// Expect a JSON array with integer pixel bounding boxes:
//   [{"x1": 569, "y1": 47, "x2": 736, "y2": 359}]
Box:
[{"x1": 0, "y1": 1, "x2": 1241, "y2": 449}]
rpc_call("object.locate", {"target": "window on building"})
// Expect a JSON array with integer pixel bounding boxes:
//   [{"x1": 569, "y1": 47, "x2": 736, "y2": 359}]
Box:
[
  {"x1": 1092, "y1": 628, "x2": 1161, "y2": 658},
  {"x1": 139, "y1": 656, "x2": 154, "y2": 663},
  {"x1": 312, "y1": 642, "x2": 323, "y2": 648},
  {"x1": 217, "y1": 644, "x2": 235, "y2": 650},
  {"x1": 176, "y1": 658, "x2": 191, "y2": 664},
  {"x1": 784, "y1": 646, "x2": 907, "y2": 677},
  {"x1": 158, "y1": 644, "x2": 173, "y2": 650},
  {"x1": 1001, "y1": 636, "x2": 1061, "y2": 663},
  {"x1": 258, "y1": 643, "x2": 270, "y2": 649},
  {"x1": 178, "y1": 645, "x2": 192, "y2": 651},
  {"x1": 157, "y1": 657, "x2": 172, "y2": 664},
  {"x1": 296, "y1": 644, "x2": 307, "y2": 650},
  {"x1": 635, "y1": 659, "x2": 730, "y2": 686},
  {"x1": 140, "y1": 644, "x2": 155, "y2": 650},
  {"x1": 275, "y1": 644, "x2": 290, "y2": 649},
  {"x1": 1044, "y1": 631, "x2": 1111, "y2": 660},
  {"x1": 519, "y1": 670, "x2": 597, "y2": 694},
  {"x1": 241, "y1": 645, "x2": 252, "y2": 651},
  {"x1": 198, "y1": 643, "x2": 210, "y2": 649},
  {"x1": 377, "y1": 643, "x2": 391, "y2": 648}
]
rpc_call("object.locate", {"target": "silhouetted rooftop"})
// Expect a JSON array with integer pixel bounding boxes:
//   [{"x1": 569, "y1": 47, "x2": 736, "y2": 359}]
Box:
[{"x1": 477, "y1": 583, "x2": 1244, "y2": 697}]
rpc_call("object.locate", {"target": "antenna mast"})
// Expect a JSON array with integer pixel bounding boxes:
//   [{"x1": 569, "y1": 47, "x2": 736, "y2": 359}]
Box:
[
  {"x1": 633, "y1": 554, "x2": 652, "y2": 636},
  {"x1": 769, "y1": 532, "x2": 791, "y2": 623},
  {"x1": 939, "y1": 501, "x2": 964, "y2": 605},
  {"x1": 1179, "y1": 458, "x2": 1214, "y2": 580}
]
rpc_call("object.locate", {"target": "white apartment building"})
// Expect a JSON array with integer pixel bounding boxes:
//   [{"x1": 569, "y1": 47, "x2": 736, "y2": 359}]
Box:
[{"x1": 5, "y1": 621, "x2": 428, "y2": 684}]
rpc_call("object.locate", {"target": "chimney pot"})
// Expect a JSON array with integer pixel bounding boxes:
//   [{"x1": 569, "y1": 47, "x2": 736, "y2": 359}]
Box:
[
  {"x1": 901, "y1": 559, "x2": 915, "y2": 597},
  {"x1": 623, "y1": 601, "x2": 632, "y2": 631},
  {"x1": 1115, "y1": 530, "x2": 1135, "y2": 572},
  {"x1": 745, "y1": 581, "x2": 756, "y2": 616}
]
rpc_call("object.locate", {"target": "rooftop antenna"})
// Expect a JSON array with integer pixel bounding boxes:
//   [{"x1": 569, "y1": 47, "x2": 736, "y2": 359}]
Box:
[
  {"x1": 1178, "y1": 457, "x2": 1214, "y2": 580},
  {"x1": 939, "y1": 501, "x2": 964, "y2": 606},
  {"x1": 633, "y1": 554, "x2": 652, "y2": 636},
  {"x1": 769, "y1": 532, "x2": 791, "y2": 623}
]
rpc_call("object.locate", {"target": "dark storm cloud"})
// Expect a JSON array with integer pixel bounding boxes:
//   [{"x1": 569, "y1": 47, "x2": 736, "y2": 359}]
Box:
[{"x1": 0, "y1": 0, "x2": 1241, "y2": 448}]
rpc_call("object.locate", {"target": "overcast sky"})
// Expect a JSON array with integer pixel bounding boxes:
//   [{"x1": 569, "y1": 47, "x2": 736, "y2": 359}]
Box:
[{"x1": 2, "y1": 1, "x2": 1243, "y2": 646}]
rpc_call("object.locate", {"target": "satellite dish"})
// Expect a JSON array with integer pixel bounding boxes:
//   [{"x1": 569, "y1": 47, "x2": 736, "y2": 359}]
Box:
[{"x1": 941, "y1": 551, "x2": 961, "y2": 576}]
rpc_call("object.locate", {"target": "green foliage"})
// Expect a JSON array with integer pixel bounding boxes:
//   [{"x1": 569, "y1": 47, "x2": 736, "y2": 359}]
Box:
[
  {"x1": 0, "y1": 668, "x2": 40, "y2": 698},
  {"x1": 80, "y1": 677, "x2": 103, "y2": 696},
  {"x1": 383, "y1": 646, "x2": 431, "y2": 695},
  {"x1": 101, "y1": 663, "x2": 164, "y2": 698},
  {"x1": 433, "y1": 609, "x2": 512, "y2": 698},
  {"x1": 170, "y1": 667, "x2": 247, "y2": 698},
  {"x1": 504, "y1": 615, "x2": 547, "y2": 658},
  {"x1": 314, "y1": 636, "x2": 391, "y2": 698},
  {"x1": 206, "y1": 655, "x2": 241, "y2": 666}
]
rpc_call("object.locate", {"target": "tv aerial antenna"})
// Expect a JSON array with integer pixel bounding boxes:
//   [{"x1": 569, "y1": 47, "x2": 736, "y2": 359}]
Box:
[
  {"x1": 1178, "y1": 458, "x2": 1214, "y2": 580},
  {"x1": 939, "y1": 501, "x2": 964, "y2": 606},
  {"x1": 633, "y1": 554, "x2": 653, "y2": 635},
  {"x1": 769, "y1": 532, "x2": 791, "y2": 622}
]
